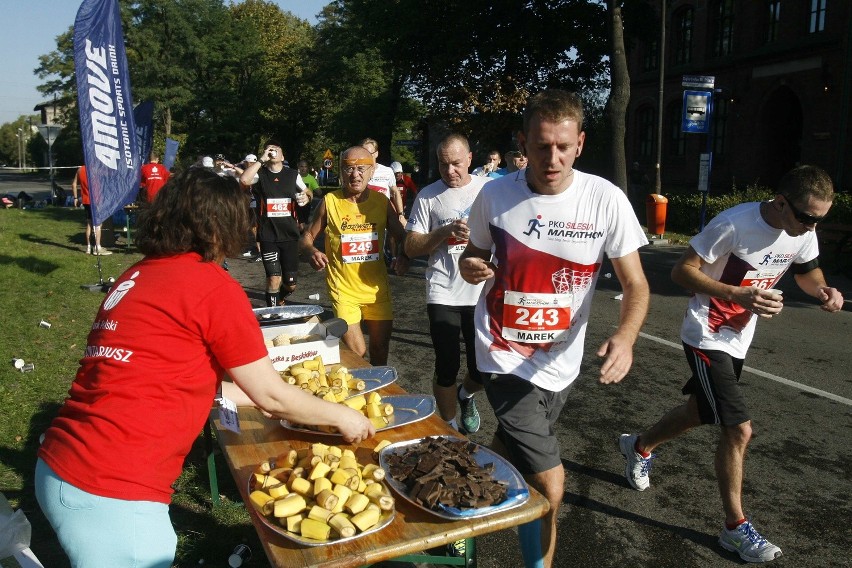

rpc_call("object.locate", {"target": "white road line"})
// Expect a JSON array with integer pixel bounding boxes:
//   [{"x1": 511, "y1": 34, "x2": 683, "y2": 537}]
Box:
[{"x1": 637, "y1": 331, "x2": 852, "y2": 407}]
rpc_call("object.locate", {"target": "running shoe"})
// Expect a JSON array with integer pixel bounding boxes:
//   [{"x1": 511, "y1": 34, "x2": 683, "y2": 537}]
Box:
[
  {"x1": 85, "y1": 245, "x2": 91, "y2": 254},
  {"x1": 457, "y1": 385, "x2": 480, "y2": 434},
  {"x1": 447, "y1": 538, "x2": 466, "y2": 558},
  {"x1": 93, "y1": 247, "x2": 112, "y2": 256},
  {"x1": 619, "y1": 433, "x2": 654, "y2": 491},
  {"x1": 241, "y1": 250, "x2": 254, "y2": 257},
  {"x1": 719, "y1": 520, "x2": 782, "y2": 563}
]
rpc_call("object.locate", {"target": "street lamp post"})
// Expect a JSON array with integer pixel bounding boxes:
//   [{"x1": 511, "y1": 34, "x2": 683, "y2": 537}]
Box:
[{"x1": 16, "y1": 129, "x2": 23, "y2": 170}]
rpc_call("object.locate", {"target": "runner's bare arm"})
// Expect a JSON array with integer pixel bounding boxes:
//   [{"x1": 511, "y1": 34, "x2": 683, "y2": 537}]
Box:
[
  {"x1": 459, "y1": 243, "x2": 495, "y2": 284},
  {"x1": 793, "y1": 267, "x2": 844, "y2": 312},
  {"x1": 596, "y1": 251, "x2": 650, "y2": 384},
  {"x1": 300, "y1": 199, "x2": 328, "y2": 270},
  {"x1": 404, "y1": 220, "x2": 458, "y2": 257},
  {"x1": 672, "y1": 246, "x2": 782, "y2": 315}
]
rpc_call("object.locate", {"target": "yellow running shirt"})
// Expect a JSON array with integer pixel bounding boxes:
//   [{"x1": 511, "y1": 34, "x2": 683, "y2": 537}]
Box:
[{"x1": 323, "y1": 188, "x2": 391, "y2": 306}]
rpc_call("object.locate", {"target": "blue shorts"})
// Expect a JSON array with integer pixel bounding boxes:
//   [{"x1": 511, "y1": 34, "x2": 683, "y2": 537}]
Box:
[{"x1": 35, "y1": 458, "x2": 176, "y2": 568}]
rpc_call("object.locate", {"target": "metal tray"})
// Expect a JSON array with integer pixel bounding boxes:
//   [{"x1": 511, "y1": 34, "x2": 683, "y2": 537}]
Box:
[
  {"x1": 280, "y1": 394, "x2": 436, "y2": 435},
  {"x1": 378, "y1": 435, "x2": 530, "y2": 520},
  {"x1": 346, "y1": 366, "x2": 398, "y2": 398},
  {"x1": 249, "y1": 479, "x2": 395, "y2": 547},
  {"x1": 254, "y1": 305, "x2": 324, "y2": 325}
]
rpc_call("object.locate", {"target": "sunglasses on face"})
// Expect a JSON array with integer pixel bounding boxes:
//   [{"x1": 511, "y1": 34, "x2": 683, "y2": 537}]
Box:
[{"x1": 784, "y1": 196, "x2": 825, "y2": 225}]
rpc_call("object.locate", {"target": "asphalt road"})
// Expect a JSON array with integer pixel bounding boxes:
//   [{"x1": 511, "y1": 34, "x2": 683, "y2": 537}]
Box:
[
  {"x1": 225, "y1": 238, "x2": 851, "y2": 567},
  {"x1": 5, "y1": 173, "x2": 851, "y2": 566}
]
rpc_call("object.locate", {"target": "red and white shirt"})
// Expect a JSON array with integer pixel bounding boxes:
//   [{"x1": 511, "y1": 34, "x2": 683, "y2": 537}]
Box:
[
  {"x1": 681, "y1": 202, "x2": 819, "y2": 358},
  {"x1": 468, "y1": 170, "x2": 647, "y2": 391}
]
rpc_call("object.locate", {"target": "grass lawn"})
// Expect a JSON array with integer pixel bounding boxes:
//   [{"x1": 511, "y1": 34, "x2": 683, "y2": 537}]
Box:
[{"x1": 0, "y1": 206, "x2": 263, "y2": 567}]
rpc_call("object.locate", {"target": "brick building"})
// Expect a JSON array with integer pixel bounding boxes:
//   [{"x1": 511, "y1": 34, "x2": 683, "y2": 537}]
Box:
[{"x1": 627, "y1": 0, "x2": 852, "y2": 194}]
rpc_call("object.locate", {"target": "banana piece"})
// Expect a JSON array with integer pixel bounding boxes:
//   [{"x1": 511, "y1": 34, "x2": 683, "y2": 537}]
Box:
[{"x1": 273, "y1": 493, "x2": 307, "y2": 518}]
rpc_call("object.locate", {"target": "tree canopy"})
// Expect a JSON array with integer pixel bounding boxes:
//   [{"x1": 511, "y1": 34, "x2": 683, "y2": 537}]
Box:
[{"x1": 29, "y1": 0, "x2": 647, "y2": 181}]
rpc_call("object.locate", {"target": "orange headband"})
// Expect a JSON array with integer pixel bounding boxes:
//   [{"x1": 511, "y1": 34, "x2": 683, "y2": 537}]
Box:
[{"x1": 341, "y1": 157, "x2": 374, "y2": 166}]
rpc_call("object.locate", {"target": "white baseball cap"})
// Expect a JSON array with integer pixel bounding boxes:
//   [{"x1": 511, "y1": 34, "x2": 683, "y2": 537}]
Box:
[
  {"x1": 390, "y1": 161, "x2": 403, "y2": 173},
  {"x1": 201, "y1": 156, "x2": 214, "y2": 168},
  {"x1": 244, "y1": 154, "x2": 257, "y2": 163}
]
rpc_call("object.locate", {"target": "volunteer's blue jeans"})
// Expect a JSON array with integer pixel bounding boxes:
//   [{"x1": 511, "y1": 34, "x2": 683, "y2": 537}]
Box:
[{"x1": 35, "y1": 458, "x2": 176, "y2": 568}]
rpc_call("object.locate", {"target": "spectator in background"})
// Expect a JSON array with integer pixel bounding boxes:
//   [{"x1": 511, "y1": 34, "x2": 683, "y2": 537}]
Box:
[
  {"x1": 139, "y1": 152, "x2": 171, "y2": 204},
  {"x1": 72, "y1": 165, "x2": 112, "y2": 256},
  {"x1": 496, "y1": 150, "x2": 528, "y2": 176},
  {"x1": 390, "y1": 161, "x2": 418, "y2": 216},
  {"x1": 239, "y1": 154, "x2": 261, "y2": 260},
  {"x1": 472, "y1": 149, "x2": 502, "y2": 178},
  {"x1": 297, "y1": 159, "x2": 320, "y2": 229},
  {"x1": 213, "y1": 154, "x2": 243, "y2": 179}
]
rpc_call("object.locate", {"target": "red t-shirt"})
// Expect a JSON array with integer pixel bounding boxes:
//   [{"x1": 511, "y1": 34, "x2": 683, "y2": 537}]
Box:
[
  {"x1": 140, "y1": 162, "x2": 171, "y2": 203},
  {"x1": 77, "y1": 166, "x2": 90, "y2": 205},
  {"x1": 39, "y1": 253, "x2": 267, "y2": 503}
]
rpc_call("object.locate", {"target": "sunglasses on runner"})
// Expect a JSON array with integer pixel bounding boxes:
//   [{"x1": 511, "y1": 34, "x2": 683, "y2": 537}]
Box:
[{"x1": 784, "y1": 196, "x2": 825, "y2": 225}]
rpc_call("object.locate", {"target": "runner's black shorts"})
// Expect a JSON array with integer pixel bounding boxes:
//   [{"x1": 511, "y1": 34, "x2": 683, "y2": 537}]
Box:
[
  {"x1": 427, "y1": 304, "x2": 482, "y2": 387},
  {"x1": 482, "y1": 373, "x2": 572, "y2": 475},
  {"x1": 259, "y1": 240, "x2": 299, "y2": 285},
  {"x1": 681, "y1": 342, "x2": 749, "y2": 426}
]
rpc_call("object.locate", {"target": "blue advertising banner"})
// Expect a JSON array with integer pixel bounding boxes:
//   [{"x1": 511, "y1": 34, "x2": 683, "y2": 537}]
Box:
[
  {"x1": 74, "y1": 0, "x2": 140, "y2": 226},
  {"x1": 163, "y1": 138, "x2": 180, "y2": 171},
  {"x1": 682, "y1": 90, "x2": 713, "y2": 134},
  {"x1": 134, "y1": 100, "x2": 154, "y2": 169}
]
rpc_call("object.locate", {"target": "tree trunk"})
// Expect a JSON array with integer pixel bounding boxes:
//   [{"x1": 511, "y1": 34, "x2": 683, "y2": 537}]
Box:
[
  {"x1": 164, "y1": 106, "x2": 172, "y2": 138},
  {"x1": 607, "y1": 1, "x2": 630, "y2": 193}
]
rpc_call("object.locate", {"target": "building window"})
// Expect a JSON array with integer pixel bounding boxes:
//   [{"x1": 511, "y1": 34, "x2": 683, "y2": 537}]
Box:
[
  {"x1": 636, "y1": 106, "x2": 656, "y2": 159},
  {"x1": 712, "y1": 97, "x2": 728, "y2": 156},
  {"x1": 672, "y1": 7, "x2": 693, "y2": 65},
  {"x1": 666, "y1": 103, "x2": 685, "y2": 157},
  {"x1": 712, "y1": 0, "x2": 735, "y2": 57},
  {"x1": 643, "y1": 39, "x2": 658, "y2": 72},
  {"x1": 809, "y1": 0, "x2": 826, "y2": 33},
  {"x1": 766, "y1": 1, "x2": 781, "y2": 42}
]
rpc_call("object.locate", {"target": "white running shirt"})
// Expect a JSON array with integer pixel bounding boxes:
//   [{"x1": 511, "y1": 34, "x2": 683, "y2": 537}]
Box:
[
  {"x1": 406, "y1": 175, "x2": 490, "y2": 305},
  {"x1": 680, "y1": 202, "x2": 819, "y2": 358},
  {"x1": 468, "y1": 169, "x2": 648, "y2": 391}
]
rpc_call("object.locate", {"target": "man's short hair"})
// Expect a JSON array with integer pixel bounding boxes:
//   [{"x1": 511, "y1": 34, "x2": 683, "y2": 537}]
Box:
[
  {"x1": 437, "y1": 133, "x2": 470, "y2": 154},
  {"x1": 778, "y1": 165, "x2": 834, "y2": 204},
  {"x1": 263, "y1": 139, "x2": 282, "y2": 150},
  {"x1": 523, "y1": 89, "x2": 584, "y2": 134},
  {"x1": 504, "y1": 150, "x2": 522, "y2": 160}
]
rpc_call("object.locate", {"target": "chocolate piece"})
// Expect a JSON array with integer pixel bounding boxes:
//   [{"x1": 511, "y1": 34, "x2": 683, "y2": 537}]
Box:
[{"x1": 386, "y1": 436, "x2": 509, "y2": 511}]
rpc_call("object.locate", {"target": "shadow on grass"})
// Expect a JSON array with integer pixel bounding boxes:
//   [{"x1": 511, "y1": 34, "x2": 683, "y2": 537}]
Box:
[
  {"x1": 0, "y1": 401, "x2": 69, "y2": 567},
  {"x1": 0, "y1": 253, "x2": 61, "y2": 275}
]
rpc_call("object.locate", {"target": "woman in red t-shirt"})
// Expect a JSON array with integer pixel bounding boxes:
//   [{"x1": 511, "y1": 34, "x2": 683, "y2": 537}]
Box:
[{"x1": 35, "y1": 169, "x2": 374, "y2": 567}]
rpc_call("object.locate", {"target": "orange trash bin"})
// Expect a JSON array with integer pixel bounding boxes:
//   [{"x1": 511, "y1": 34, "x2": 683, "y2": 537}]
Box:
[{"x1": 645, "y1": 194, "x2": 668, "y2": 236}]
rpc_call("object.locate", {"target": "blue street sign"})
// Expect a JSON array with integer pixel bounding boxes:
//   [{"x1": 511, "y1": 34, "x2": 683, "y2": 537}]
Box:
[{"x1": 682, "y1": 90, "x2": 713, "y2": 134}]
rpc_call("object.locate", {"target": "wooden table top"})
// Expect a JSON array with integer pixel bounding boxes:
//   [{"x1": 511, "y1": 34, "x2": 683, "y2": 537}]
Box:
[{"x1": 210, "y1": 348, "x2": 549, "y2": 568}]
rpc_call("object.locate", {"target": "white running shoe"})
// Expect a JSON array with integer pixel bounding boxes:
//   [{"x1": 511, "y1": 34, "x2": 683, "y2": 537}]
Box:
[
  {"x1": 85, "y1": 245, "x2": 92, "y2": 254},
  {"x1": 719, "y1": 520, "x2": 782, "y2": 563},
  {"x1": 619, "y1": 433, "x2": 654, "y2": 491},
  {"x1": 93, "y1": 247, "x2": 112, "y2": 256}
]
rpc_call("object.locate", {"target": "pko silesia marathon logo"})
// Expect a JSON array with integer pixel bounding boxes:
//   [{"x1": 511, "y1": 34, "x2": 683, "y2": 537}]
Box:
[{"x1": 523, "y1": 214, "x2": 604, "y2": 242}]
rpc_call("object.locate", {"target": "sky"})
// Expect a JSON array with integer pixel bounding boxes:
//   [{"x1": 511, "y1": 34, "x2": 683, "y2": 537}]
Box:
[{"x1": 0, "y1": 0, "x2": 328, "y2": 126}]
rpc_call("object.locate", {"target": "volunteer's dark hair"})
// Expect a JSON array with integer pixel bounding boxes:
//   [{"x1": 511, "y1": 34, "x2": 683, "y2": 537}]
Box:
[{"x1": 136, "y1": 168, "x2": 250, "y2": 261}]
